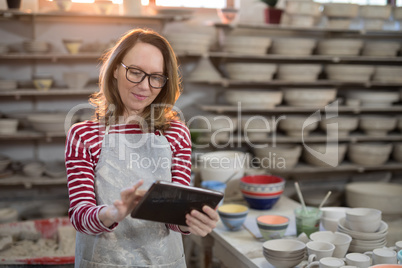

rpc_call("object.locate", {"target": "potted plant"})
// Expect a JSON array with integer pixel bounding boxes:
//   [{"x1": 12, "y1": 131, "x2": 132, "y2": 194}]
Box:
[{"x1": 260, "y1": 0, "x2": 283, "y2": 24}]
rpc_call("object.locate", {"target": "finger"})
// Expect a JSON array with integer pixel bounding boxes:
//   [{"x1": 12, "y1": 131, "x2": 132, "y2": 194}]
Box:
[
  {"x1": 191, "y1": 209, "x2": 217, "y2": 229},
  {"x1": 186, "y1": 217, "x2": 208, "y2": 237},
  {"x1": 202, "y1": 206, "x2": 219, "y2": 222}
]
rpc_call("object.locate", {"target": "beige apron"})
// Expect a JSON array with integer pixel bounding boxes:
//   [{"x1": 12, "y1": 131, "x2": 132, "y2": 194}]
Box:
[{"x1": 74, "y1": 125, "x2": 186, "y2": 268}]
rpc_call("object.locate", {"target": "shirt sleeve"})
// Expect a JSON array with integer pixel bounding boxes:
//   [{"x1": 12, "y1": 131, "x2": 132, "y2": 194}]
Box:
[
  {"x1": 65, "y1": 123, "x2": 117, "y2": 235},
  {"x1": 164, "y1": 121, "x2": 192, "y2": 235}
]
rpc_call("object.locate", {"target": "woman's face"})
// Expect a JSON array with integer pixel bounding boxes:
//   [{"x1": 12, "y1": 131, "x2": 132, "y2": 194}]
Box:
[{"x1": 114, "y1": 41, "x2": 164, "y2": 118}]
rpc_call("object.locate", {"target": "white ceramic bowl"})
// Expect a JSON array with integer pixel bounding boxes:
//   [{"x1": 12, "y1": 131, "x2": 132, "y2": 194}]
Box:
[
  {"x1": 0, "y1": 80, "x2": 18, "y2": 91},
  {"x1": 277, "y1": 64, "x2": 322, "y2": 82},
  {"x1": 285, "y1": 1, "x2": 321, "y2": 16},
  {"x1": 359, "y1": 115, "x2": 397, "y2": 136},
  {"x1": 63, "y1": 72, "x2": 89, "y2": 89},
  {"x1": 225, "y1": 63, "x2": 277, "y2": 82},
  {"x1": 321, "y1": 217, "x2": 340, "y2": 232},
  {"x1": 187, "y1": 57, "x2": 222, "y2": 82},
  {"x1": 373, "y1": 66, "x2": 402, "y2": 83},
  {"x1": 22, "y1": 161, "x2": 45, "y2": 177},
  {"x1": 63, "y1": 39, "x2": 83, "y2": 54},
  {"x1": 283, "y1": 88, "x2": 337, "y2": 108},
  {"x1": 302, "y1": 143, "x2": 347, "y2": 167},
  {"x1": 345, "y1": 182, "x2": 402, "y2": 216},
  {"x1": 27, "y1": 113, "x2": 77, "y2": 133},
  {"x1": 224, "y1": 35, "x2": 271, "y2": 55},
  {"x1": 32, "y1": 75, "x2": 53, "y2": 91},
  {"x1": 326, "y1": 18, "x2": 352, "y2": 29},
  {"x1": 362, "y1": 41, "x2": 400, "y2": 57},
  {"x1": 337, "y1": 218, "x2": 388, "y2": 241},
  {"x1": 348, "y1": 142, "x2": 392, "y2": 166},
  {"x1": 320, "y1": 116, "x2": 359, "y2": 137},
  {"x1": 263, "y1": 239, "x2": 306, "y2": 257},
  {"x1": 279, "y1": 115, "x2": 319, "y2": 137},
  {"x1": 241, "y1": 116, "x2": 272, "y2": 140},
  {"x1": 359, "y1": 5, "x2": 392, "y2": 19},
  {"x1": 317, "y1": 39, "x2": 363, "y2": 56},
  {"x1": 224, "y1": 90, "x2": 283, "y2": 109},
  {"x1": 325, "y1": 64, "x2": 375, "y2": 82},
  {"x1": 321, "y1": 207, "x2": 351, "y2": 219},
  {"x1": 347, "y1": 91, "x2": 399, "y2": 107},
  {"x1": 271, "y1": 38, "x2": 317, "y2": 56},
  {"x1": 323, "y1": 3, "x2": 359, "y2": 17},
  {"x1": 254, "y1": 145, "x2": 302, "y2": 170},
  {"x1": 0, "y1": 119, "x2": 18, "y2": 135}
]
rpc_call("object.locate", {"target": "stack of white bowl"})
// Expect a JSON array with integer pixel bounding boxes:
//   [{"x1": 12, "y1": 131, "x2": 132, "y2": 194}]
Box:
[
  {"x1": 359, "y1": 115, "x2": 397, "y2": 137},
  {"x1": 63, "y1": 72, "x2": 90, "y2": 89},
  {"x1": 320, "y1": 207, "x2": 351, "y2": 232},
  {"x1": 359, "y1": 5, "x2": 392, "y2": 30},
  {"x1": 302, "y1": 143, "x2": 348, "y2": 167},
  {"x1": 225, "y1": 63, "x2": 277, "y2": 82},
  {"x1": 319, "y1": 116, "x2": 359, "y2": 137},
  {"x1": 322, "y1": 3, "x2": 359, "y2": 29},
  {"x1": 316, "y1": 39, "x2": 363, "y2": 56},
  {"x1": 224, "y1": 89, "x2": 283, "y2": 109},
  {"x1": 282, "y1": 88, "x2": 337, "y2": 108},
  {"x1": 325, "y1": 64, "x2": 374, "y2": 82},
  {"x1": 337, "y1": 208, "x2": 388, "y2": 253},
  {"x1": 373, "y1": 66, "x2": 402, "y2": 83},
  {"x1": 223, "y1": 35, "x2": 272, "y2": 55},
  {"x1": 277, "y1": 64, "x2": 322, "y2": 82},
  {"x1": 240, "y1": 115, "x2": 272, "y2": 140},
  {"x1": 262, "y1": 239, "x2": 306, "y2": 268},
  {"x1": 23, "y1": 40, "x2": 50, "y2": 54},
  {"x1": 348, "y1": 142, "x2": 393, "y2": 166},
  {"x1": 0, "y1": 80, "x2": 17, "y2": 91},
  {"x1": 278, "y1": 115, "x2": 319, "y2": 137},
  {"x1": 166, "y1": 33, "x2": 212, "y2": 54},
  {"x1": 254, "y1": 145, "x2": 302, "y2": 170},
  {"x1": 282, "y1": 0, "x2": 322, "y2": 28},
  {"x1": 270, "y1": 38, "x2": 316, "y2": 56},
  {"x1": 362, "y1": 41, "x2": 401, "y2": 57}
]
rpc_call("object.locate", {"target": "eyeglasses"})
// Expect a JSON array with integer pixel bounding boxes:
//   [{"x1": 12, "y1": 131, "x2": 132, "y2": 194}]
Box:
[{"x1": 120, "y1": 62, "x2": 168, "y2": 89}]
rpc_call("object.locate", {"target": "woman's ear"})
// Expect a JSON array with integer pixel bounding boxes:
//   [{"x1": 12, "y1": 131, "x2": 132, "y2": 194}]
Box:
[{"x1": 113, "y1": 66, "x2": 118, "y2": 79}]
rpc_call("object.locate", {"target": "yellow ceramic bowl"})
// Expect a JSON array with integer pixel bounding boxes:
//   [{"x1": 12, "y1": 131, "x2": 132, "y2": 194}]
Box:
[{"x1": 218, "y1": 204, "x2": 249, "y2": 231}]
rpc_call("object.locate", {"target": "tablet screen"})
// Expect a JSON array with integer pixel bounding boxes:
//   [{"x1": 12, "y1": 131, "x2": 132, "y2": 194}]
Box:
[{"x1": 130, "y1": 181, "x2": 224, "y2": 226}]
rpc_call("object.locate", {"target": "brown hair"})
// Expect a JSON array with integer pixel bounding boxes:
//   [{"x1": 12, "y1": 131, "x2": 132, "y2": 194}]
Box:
[{"x1": 90, "y1": 28, "x2": 182, "y2": 132}]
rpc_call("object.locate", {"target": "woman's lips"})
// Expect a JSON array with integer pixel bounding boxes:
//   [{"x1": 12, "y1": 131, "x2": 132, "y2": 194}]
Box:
[{"x1": 133, "y1": 93, "x2": 147, "y2": 101}]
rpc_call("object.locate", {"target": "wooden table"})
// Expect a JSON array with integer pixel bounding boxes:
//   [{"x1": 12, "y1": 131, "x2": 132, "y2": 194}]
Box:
[{"x1": 188, "y1": 196, "x2": 302, "y2": 268}]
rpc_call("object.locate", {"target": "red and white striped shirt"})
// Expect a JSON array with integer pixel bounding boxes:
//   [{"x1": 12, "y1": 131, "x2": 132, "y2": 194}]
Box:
[{"x1": 65, "y1": 120, "x2": 192, "y2": 235}]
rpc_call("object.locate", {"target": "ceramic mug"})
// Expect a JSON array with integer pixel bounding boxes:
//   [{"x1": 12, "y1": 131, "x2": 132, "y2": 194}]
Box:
[
  {"x1": 307, "y1": 241, "x2": 336, "y2": 262},
  {"x1": 307, "y1": 257, "x2": 345, "y2": 268},
  {"x1": 310, "y1": 231, "x2": 352, "y2": 258},
  {"x1": 344, "y1": 253, "x2": 371, "y2": 268},
  {"x1": 364, "y1": 248, "x2": 397, "y2": 265}
]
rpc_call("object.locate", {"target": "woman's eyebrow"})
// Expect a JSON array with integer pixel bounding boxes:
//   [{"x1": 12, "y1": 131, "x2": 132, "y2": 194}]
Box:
[{"x1": 126, "y1": 64, "x2": 164, "y2": 74}]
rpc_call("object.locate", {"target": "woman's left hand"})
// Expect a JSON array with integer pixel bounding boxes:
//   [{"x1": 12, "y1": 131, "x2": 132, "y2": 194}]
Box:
[{"x1": 182, "y1": 206, "x2": 219, "y2": 237}]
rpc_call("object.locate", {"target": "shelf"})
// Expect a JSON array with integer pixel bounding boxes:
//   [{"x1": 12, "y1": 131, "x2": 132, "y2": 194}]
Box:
[
  {"x1": 214, "y1": 22, "x2": 402, "y2": 37},
  {"x1": 0, "y1": 174, "x2": 66, "y2": 188},
  {"x1": 197, "y1": 133, "x2": 402, "y2": 144},
  {"x1": 189, "y1": 79, "x2": 402, "y2": 88},
  {"x1": 266, "y1": 161, "x2": 402, "y2": 174},
  {"x1": 0, "y1": 130, "x2": 66, "y2": 142},
  {"x1": 0, "y1": 10, "x2": 191, "y2": 24},
  {"x1": 0, "y1": 52, "x2": 101, "y2": 61},
  {"x1": 208, "y1": 52, "x2": 402, "y2": 63},
  {"x1": 0, "y1": 88, "x2": 97, "y2": 99},
  {"x1": 199, "y1": 104, "x2": 402, "y2": 114}
]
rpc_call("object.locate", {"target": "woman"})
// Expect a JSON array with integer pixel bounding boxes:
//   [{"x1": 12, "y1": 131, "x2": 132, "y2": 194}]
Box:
[{"x1": 65, "y1": 29, "x2": 218, "y2": 267}]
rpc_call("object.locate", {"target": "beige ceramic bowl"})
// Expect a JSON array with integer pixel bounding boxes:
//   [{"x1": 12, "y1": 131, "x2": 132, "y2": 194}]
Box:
[
  {"x1": 225, "y1": 63, "x2": 277, "y2": 82},
  {"x1": 23, "y1": 161, "x2": 45, "y2": 177},
  {"x1": 63, "y1": 39, "x2": 83, "y2": 54},
  {"x1": 224, "y1": 35, "x2": 271, "y2": 55},
  {"x1": 0, "y1": 80, "x2": 18, "y2": 91},
  {"x1": 359, "y1": 115, "x2": 397, "y2": 136},
  {"x1": 224, "y1": 90, "x2": 283, "y2": 109},
  {"x1": 283, "y1": 88, "x2": 337, "y2": 108},
  {"x1": 347, "y1": 91, "x2": 399, "y2": 107},
  {"x1": 187, "y1": 57, "x2": 222, "y2": 82},
  {"x1": 325, "y1": 18, "x2": 352, "y2": 29},
  {"x1": 325, "y1": 64, "x2": 375, "y2": 82},
  {"x1": 0, "y1": 119, "x2": 18, "y2": 135},
  {"x1": 362, "y1": 41, "x2": 400, "y2": 57},
  {"x1": 23, "y1": 41, "x2": 49, "y2": 54},
  {"x1": 27, "y1": 113, "x2": 77, "y2": 133},
  {"x1": 348, "y1": 142, "x2": 392, "y2": 166},
  {"x1": 320, "y1": 116, "x2": 359, "y2": 137},
  {"x1": 33, "y1": 75, "x2": 53, "y2": 91},
  {"x1": 373, "y1": 66, "x2": 402, "y2": 83},
  {"x1": 0, "y1": 208, "x2": 18, "y2": 223},
  {"x1": 317, "y1": 39, "x2": 363, "y2": 56},
  {"x1": 302, "y1": 143, "x2": 348, "y2": 167},
  {"x1": 53, "y1": 0, "x2": 73, "y2": 11},
  {"x1": 279, "y1": 115, "x2": 319, "y2": 137},
  {"x1": 63, "y1": 72, "x2": 90, "y2": 89},
  {"x1": 359, "y1": 5, "x2": 392, "y2": 19},
  {"x1": 271, "y1": 38, "x2": 317, "y2": 56},
  {"x1": 323, "y1": 3, "x2": 359, "y2": 17},
  {"x1": 254, "y1": 145, "x2": 302, "y2": 170},
  {"x1": 277, "y1": 64, "x2": 322, "y2": 82}
]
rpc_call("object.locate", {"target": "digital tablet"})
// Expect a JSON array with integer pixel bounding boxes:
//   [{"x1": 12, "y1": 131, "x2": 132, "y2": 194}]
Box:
[{"x1": 130, "y1": 180, "x2": 224, "y2": 226}]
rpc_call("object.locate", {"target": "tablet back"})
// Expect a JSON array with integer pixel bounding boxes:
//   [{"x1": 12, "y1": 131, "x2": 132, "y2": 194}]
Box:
[{"x1": 130, "y1": 181, "x2": 224, "y2": 226}]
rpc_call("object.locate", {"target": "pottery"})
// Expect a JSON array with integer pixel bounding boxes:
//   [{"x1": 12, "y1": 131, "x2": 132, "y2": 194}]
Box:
[
  {"x1": 0, "y1": 80, "x2": 17, "y2": 91},
  {"x1": 44, "y1": 161, "x2": 67, "y2": 178},
  {"x1": 0, "y1": 208, "x2": 18, "y2": 223},
  {"x1": 166, "y1": 33, "x2": 212, "y2": 54},
  {"x1": 323, "y1": 3, "x2": 359, "y2": 17},
  {"x1": 263, "y1": 238, "x2": 306, "y2": 258},
  {"x1": 217, "y1": 8, "x2": 239, "y2": 24},
  {"x1": 63, "y1": 39, "x2": 83, "y2": 54},
  {"x1": 285, "y1": 1, "x2": 321, "y2": 16},
  {"x1": 345, "y1": 208, "x2": 382, "y2": 233},
  {"x1": 317, "y1": 39, "x2": 363, "y2": 56},
  {"x1": 363, "y1": 19, "x2": 385, "y2": 30},
  {"x1": 23, "y1": 40, "x2": 49, "y2": 54},
  {"x1": 63, "y1": 72, "x2": 90, "y2": 89},
  {"x1": 0, "y1": 119, "x2": 18, "y2": 135},
  {"x1": 393, "y1": 143, "x2": 402, "y2": 163},
  {"x1": 53, "y1": 0, "x2": 72, "y2": 11},
  {"x1": 0, "y1": 155, "x2": 11, "y2": 172},
  {"x1": 277, "y1": 64, "x2": 322, "y2": 82},
  {"x1": 224, "y1": 35, "x2": 271, "y2": 55},
  {"x1": 373, "y1": 66, "x2": 402, "y2": 83},
  {"x1": 325, "y1": 18, "x2": 351, "y2": 29},
  {"x1": 27, "y1": 113, "x2": 77, "y2": 133},
  {"x1": 94, "y1": 0, "x2": 114, "y2": 15},
  {"x1": 33, "y1": 75, "x2": 53, "y2": 91},
  {"x1": 224, "y1": 89, "x2": 283, "y2": 109},
  {"x1": 302, "y1": 143, "x2": 347, "y2": 167},
  {"x1": 257, "y1": 215, "x2": 289, "y2": 240},
  {"x1": 347, "y1": 91, "x2": 399, "y2": 107},
  {"x1": 325, "y1": 65, "x2": 374, "y2": 82},
  {"x1": 320, "y1": 116, "x2": 359, "y2": 137},
  {"x1": 192, "y1": 114, "x2": 238, "y2": 132},
  {"x1": 362, "y1": 41, "x2": 400, "y2": 57},
  {"x1": 359, "y1": 115, "x2": 397, "y2": 136},
  {"x1": 225, "y1": 63, "x2": 277, "y2": 82},
  {"x1": 278, "y1": 115, "x2": 319, "y2": 137},
  {"x1": 218, "y1": 204, "x2": 248, "y2": 231},
  {"x1": 254, "y1": 145, "x2": 302, "y2": 170},
  {"x1": 187, "y1": 57, "x2": 222, "y2": 82},
  {"x1": 348, "y1": 142, "x2": 392, "y2": 166},
  {"x1": 22, "y1": 161, "x2": 45, "y2": 177},
  {"x1": 241, "y1": 115, "x2": 272, "y2": 140},
  {"x1": 359, "y1": 5, "x2": 392, "y2": 19},
  {"x1": 346, "y1": 182, "x2": 402, "y2": 216},
  {"x1": 283, "y1": 88, "x2": 337, "y2": 108},
  {"x1": 270, "y1": 38, "x2": 317, "y2": 56}
]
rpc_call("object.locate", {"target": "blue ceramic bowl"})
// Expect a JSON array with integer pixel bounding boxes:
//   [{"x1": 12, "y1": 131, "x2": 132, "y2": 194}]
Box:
[
  {"x1": 218, "y1": 204, "x2": 249, "y2": 231},
  {"x1": 242, "y1": 194, "x2": 281, "y2": 210}
]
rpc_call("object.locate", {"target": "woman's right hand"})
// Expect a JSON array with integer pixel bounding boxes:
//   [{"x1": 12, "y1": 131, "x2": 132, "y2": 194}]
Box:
[{"x1": 99, "y1": 180, "x2": 145, "y2": 227}]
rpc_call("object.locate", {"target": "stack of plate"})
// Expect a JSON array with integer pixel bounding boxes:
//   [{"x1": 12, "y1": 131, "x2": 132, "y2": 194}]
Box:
[{"x1": 337, "y1": 217, "x2": 388, "y2": 253}]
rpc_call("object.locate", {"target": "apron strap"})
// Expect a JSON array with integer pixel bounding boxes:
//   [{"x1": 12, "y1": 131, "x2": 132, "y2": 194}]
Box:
[{"x1": 105, "y1": 125, "x2": 110, "y2": 135}]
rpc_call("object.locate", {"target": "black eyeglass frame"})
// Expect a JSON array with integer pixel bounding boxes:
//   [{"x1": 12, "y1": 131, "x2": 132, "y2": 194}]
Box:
[{"x1": 120, "y1": 62, "x2": 168, "y2": 89}]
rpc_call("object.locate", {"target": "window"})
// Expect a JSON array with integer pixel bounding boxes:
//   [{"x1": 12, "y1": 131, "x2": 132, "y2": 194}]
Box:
[{"x1": 142, "y1": 0, "x2": 226, "y2": 9}]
